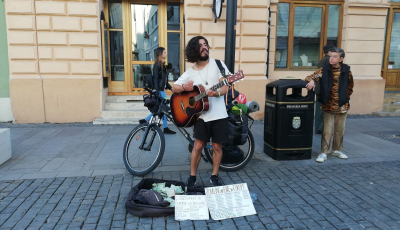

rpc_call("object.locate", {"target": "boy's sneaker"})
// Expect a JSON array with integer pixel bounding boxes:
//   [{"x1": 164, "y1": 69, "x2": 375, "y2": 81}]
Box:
[
  {"x1": 139, "y1": 119, "x2": 147, "y2": 124},
  {"x1": 186, "y1": 176, "x2": 196, "y2": 189},
  {"x1": 210, "y1": 175, "x2": 223, "y2": 186},
  {"x1": 332, "y1": 150, "x2": 348, "y2": 159},
  {"x1": 316, "y1": 153, "x2": 327, "y2": 163}
]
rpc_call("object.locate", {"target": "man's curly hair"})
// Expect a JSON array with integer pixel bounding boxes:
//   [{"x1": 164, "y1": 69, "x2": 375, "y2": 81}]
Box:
[{"x1": 185, "y1": 36, "x2": 209, "y2": 63}]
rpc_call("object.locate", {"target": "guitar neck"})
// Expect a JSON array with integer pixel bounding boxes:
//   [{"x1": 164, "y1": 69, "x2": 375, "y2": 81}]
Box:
[{"x1": 194, "y1": 81, "x2": 226, "y2": 101}]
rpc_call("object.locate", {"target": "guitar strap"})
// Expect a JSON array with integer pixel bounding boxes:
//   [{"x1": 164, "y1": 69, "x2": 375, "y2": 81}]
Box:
[
  {"x1": 215, "y1": 59, "x2": 226, "y2": 77},
  {"x1": 214, "y1": 59, "x2": 235, "y2": 106}
]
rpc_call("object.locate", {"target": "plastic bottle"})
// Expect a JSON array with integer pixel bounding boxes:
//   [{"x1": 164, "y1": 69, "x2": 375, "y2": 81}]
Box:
[{"x1": 249, "y1": 191, "x2": 257, "y2": 202}]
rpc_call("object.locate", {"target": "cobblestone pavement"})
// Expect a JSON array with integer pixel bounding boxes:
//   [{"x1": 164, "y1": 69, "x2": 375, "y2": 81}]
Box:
[{"x1": 1, "y1": 160, "x2": 400, "y2": 230}]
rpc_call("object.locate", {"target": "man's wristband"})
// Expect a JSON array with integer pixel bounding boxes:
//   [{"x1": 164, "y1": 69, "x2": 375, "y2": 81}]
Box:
[
  {"x1": 182, "y1": 84, "x2": 186, "y2": 91},
  {"x1": 217, "y1": 92, "x2": 221, "y2": 98}
]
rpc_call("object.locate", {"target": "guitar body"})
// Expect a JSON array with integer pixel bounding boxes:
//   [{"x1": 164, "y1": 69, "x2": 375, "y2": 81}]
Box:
[{"x1": 170, "y1": 85, "x2": 209, "y2": 127}]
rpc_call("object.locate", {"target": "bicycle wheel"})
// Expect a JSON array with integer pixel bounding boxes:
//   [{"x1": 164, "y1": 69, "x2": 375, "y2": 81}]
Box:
[
  {"x1": 204, "y1": 130, "x2": 255, "y2": 172},
  {"x1": 123, "y1": 123, "x2": 165, "y2": 176}
]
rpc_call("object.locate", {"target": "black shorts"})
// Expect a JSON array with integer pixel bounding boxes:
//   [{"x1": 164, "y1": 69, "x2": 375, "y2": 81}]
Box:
[{"x1": 193, "y1": 118, "x2": 228, "y2": 144}]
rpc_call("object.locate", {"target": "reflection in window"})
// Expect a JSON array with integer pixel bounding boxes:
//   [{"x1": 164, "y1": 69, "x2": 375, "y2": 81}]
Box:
[
  {"x1": 167, "y1": 3, "x2": 180, "y2": 30},
  {"x1": 167, "y1": 33, "x2": 181, "y2": 81},
  {"x1": 110, "y1": 31, "x2": 124, "y2": 81},
  {"x1": 389, "y1": 13, "x2": 400, "y2": 69},
  {"x1": 108, "y1": 1, "x2": 123, "y2": 29},
  {"x1": 275, "y1": 3, "x2": 289, "y2": 68},
  {"x1": 275, "y1": 3, "x2": 341, "y2": 69},
  {"x1": 293, "y1": 7, "x2": 322, "y2": 67},
  {"x1": 327, "y1": 5, "x2": 340, "y2": 47},
  {"x1": 133, "y1": 64, "x2": 153, "y2": 88},
  {"x1": 131, "y1": 4, "x2": 159, "y2": 62}
]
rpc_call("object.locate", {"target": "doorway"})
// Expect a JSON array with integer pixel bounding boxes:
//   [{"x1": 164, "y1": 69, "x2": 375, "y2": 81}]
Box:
[
  {"x1": 383, "y1": 5, "x2": 400, "y2": 91},
  {"x1": 104, "y1": 0, "x2": 184, "y2": 95}
]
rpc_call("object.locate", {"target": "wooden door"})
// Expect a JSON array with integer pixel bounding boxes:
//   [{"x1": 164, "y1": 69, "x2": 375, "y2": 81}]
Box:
[{"x1": 383, "y1": 8, "x2": 400, "y2": 91}]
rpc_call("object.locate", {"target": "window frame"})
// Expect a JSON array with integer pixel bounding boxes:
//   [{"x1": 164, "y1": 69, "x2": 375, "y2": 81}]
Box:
[{"x1": 275, "y1": 0, "x2": 344, "y2": 71}]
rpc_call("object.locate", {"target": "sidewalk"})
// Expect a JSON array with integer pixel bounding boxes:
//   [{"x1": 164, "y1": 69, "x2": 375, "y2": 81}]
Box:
[{"x1": 0, "y1": 116, "x2": 400, "y2": 229}]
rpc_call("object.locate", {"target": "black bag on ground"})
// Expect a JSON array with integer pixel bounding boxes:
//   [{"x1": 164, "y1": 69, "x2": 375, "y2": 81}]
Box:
[
  {"x1": 125, "y1": 178, "x2": 185, "y2": 217},
  {"x1": 227, "y1": 112, "x2": 248, "y2": 145}
]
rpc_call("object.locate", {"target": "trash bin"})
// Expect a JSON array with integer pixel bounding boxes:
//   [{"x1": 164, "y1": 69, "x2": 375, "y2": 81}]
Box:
[{"x1": 264, "y1": 79, "x2": 315, "y2": 160}]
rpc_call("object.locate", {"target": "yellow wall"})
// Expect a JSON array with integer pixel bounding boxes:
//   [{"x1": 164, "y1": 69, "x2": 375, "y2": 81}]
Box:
[
  {"x1": 184, "y1": 0, "x2": 389, "y2": 117},
  {"x1": 5, "y1": 0, "x2": 102, "y2": 123},
  {"x1": 5, "y1": 0, "x2": 392, "y2": 123}
]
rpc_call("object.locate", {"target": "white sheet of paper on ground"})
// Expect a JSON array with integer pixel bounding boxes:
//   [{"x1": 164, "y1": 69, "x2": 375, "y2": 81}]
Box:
[
  {"x1": 204, "y1": 183, "x2": 257, "y2": 220},
  {"x1": 174, "y1": 195, "x2": 209, "y2": 221}
]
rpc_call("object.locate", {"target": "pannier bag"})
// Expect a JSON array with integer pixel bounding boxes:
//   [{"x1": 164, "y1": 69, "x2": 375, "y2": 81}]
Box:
[
  {"x1": 221, "y1": 145, "x2": 244, "y2": 164},
  {"x1": 125, "y1": 178, "x2": 185, "y2": 217},
  {"x1": 227, "y1": 112, "x2": 248, "y2": 145}
]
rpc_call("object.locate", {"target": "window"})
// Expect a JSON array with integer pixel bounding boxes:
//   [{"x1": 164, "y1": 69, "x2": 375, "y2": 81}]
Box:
[{"x1": 275, "y1": 1, "x2": 342, "y2": 70}]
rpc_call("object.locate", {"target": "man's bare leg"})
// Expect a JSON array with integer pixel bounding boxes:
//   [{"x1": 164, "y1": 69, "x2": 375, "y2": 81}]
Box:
[
  {"x1": 190, "y1": 139, "x2": 205, "y2": 176},
  {"x1": 211, "y1": 142, "x2": 223, "y2": 175}
]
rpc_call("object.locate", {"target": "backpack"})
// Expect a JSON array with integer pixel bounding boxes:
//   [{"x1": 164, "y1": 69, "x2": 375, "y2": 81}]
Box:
[{"x1": 144, "y1": 73, "x2": 154, "y2": 89}]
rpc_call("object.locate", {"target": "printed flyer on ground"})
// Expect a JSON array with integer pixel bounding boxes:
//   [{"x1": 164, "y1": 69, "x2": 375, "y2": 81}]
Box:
[{"x1": 204, "y1": 183, "x2": 256, "y2": 220}]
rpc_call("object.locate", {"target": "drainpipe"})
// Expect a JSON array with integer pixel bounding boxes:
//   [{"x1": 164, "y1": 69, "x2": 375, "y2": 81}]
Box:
[
  {"x1": 224, "y1": 0, "x2": 237, "y2": 73},
  {"x1": 266, "y1": 0, "x2": 271, "y2": 79}
]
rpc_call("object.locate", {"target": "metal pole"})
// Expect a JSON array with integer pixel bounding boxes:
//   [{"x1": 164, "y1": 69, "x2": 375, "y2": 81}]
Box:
[
  {"x1": 224, "y1": 0, "x2": 237, "y2": 73},
  {"x1": 266, "y1": 0, "x2": 271, "y2": 78}
]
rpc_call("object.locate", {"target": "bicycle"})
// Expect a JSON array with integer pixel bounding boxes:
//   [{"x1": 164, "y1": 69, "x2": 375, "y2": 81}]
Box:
[{"x1": 123, "y1": 88, "x2": 255, "y2": 176}]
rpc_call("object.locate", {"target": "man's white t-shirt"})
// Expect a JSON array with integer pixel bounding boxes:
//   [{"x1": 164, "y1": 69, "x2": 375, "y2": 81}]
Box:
[{"x1": 174, "y1": 58, "x2": 229, "y2": 122}]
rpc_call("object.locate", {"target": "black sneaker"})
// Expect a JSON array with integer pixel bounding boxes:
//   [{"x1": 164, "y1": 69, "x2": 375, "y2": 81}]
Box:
[
  {"x1": 210, "y1": 175, "x2": 223, "y2": 186},
  {"x1": 139, "y1": 119, "x2": 147, "y2": 124},
  {"x1": 164, "y1": 127, "x2": 176, "y2": 134},
  {"x1": 186, "y1": 176, "x2": 196, "y2": 189}
]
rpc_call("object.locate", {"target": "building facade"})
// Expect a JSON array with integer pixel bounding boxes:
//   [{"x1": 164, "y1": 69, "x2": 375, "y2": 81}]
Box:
[{"x1": 1, "y1": 0, "x2": 399, "y2": 123}]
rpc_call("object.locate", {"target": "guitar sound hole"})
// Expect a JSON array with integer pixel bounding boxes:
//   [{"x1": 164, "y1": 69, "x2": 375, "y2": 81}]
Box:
[{"x1": 189, "y1": 97, "x2": 195, "y2": 107}]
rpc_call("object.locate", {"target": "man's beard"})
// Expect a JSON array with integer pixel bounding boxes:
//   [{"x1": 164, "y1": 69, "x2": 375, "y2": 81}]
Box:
[{"x1": 198, "y1": 49, "x2": 209, "y2": 61}]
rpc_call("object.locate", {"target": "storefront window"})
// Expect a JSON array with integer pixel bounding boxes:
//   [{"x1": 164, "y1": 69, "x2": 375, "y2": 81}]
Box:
[
  {"x1": 132, "y1": 64, "x2": 153, "y2": 88},
  {"x1": 275, "y1": 2, "x2": 342, "y2": 70},
  {"x1": 131, "y1": 4, "x2": 159, "y2": 62},
  {"x1": 110, "y1": 31, "x2": 124, "y2": 81},
  {"x1": 167, "y1": 3, "x2": 180, "y2": 30},
  {"x1": 275, "y1": 3, "x2": 289, "y2": 68},
  {"x1": 108, "y1": 1, "x2": 124, "y2": 81},
  {"x1": 109, "y1": 1, "x2": 123, "y2": 29},
  {"x1": 327, "y1": 5, "x2": 340, "y2": 47},
  {"x1": 292, "y1": 7, "x2": 322, "y2": 67},
  {"x1": 167, "y1": 33, "x2": 181, "y2": 81}
]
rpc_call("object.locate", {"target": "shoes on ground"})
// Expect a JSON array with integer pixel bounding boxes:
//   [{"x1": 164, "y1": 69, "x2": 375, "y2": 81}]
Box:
[
  {"x1": 316, "y1": 153, "x2": 327, "y2": 163},
  {"x1": 210, "y1": 174, "x2": 223, "y2": 186},
  {"x1": 186, "y1": 175, "x2": 196, "y2": 189},
  {"x1": 139, "y1": 119, "x2": 147, "y2": 124},
  {"x1": 315, "y1": 129, "x2": 322, "y2": 134},
  {"x1": 164, "y1": 127, "x2": 176, "y2": 134},
  {"x1": 332, "y1": 150, "x2": 348, "y2": 159}
]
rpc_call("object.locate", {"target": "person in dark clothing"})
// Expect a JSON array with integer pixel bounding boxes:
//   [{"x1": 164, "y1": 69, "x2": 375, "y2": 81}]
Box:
[
  {"x1": 314, "y1": 43, "x2": 336, "y2": 134},
  {"x1": 305, "y1": 47, "x2": 354, "y2": 163},
  {"x1": 139, "y1": 47, "x2": 176, "y2": 134}
]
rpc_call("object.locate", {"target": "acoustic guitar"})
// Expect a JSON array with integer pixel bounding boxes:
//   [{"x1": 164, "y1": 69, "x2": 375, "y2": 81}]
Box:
[{"x1": 170, "y1": 70, "x2": 244, "y2": 127}]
